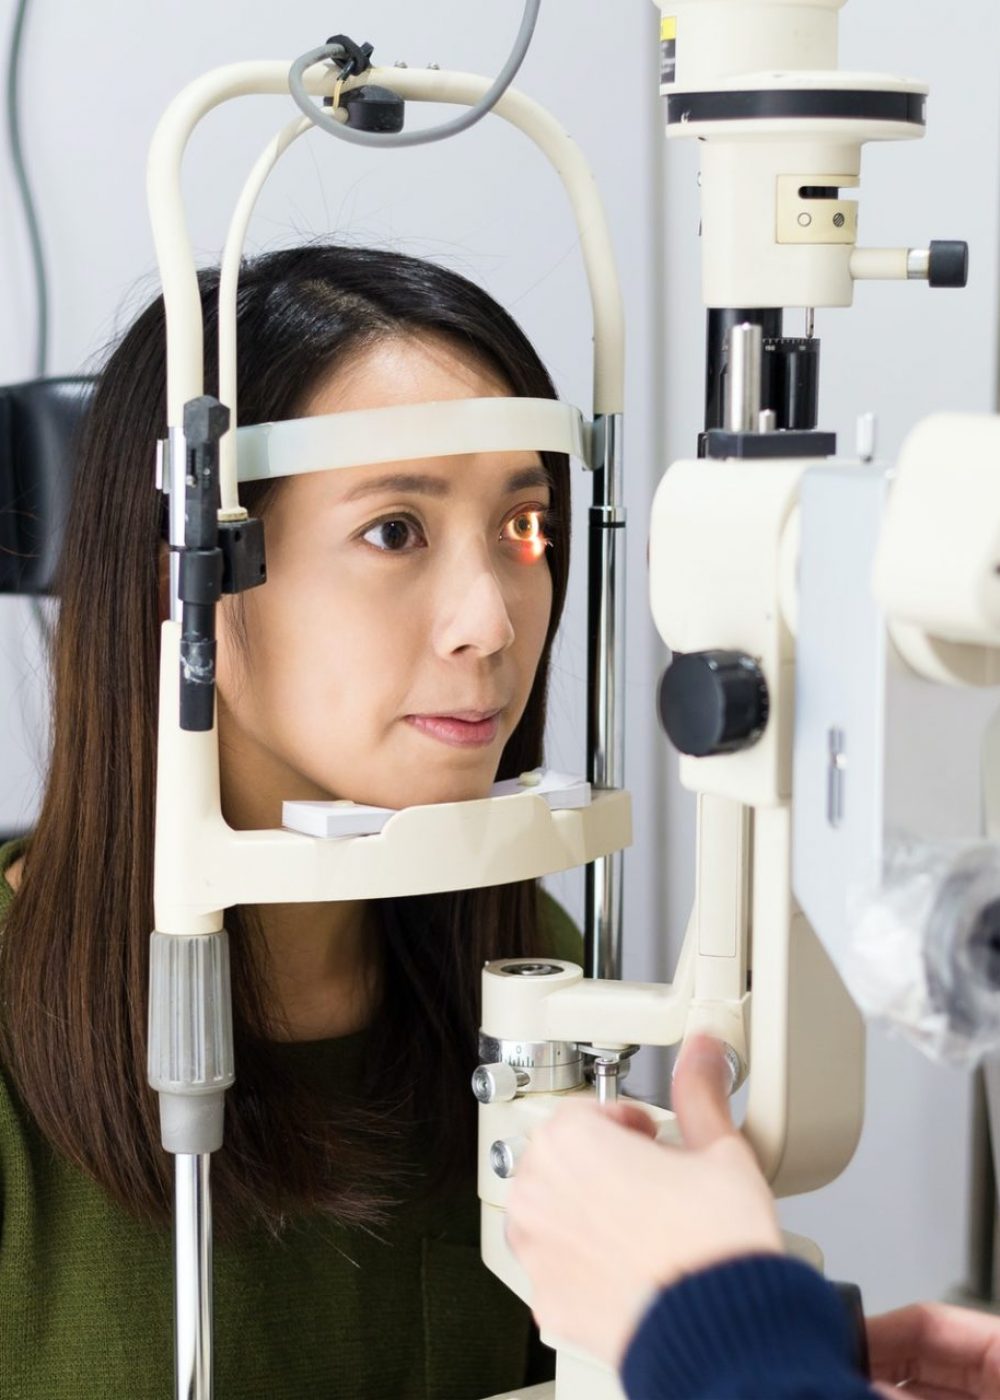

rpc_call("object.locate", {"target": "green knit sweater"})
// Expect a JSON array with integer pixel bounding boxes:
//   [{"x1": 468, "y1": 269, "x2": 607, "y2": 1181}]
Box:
[{"x1": 0, "y1": 840, "x2": 581, "y2": 1399}]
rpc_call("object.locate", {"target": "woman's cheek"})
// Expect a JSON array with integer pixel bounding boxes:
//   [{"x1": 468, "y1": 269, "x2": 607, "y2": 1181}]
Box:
[{"x1": 518, "y1": 570, "x2": 554, "y2": 664}]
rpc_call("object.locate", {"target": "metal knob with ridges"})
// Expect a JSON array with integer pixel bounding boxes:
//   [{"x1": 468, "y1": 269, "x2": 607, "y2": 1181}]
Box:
[
  {"x1": 472, "y1": 1061, "x2": 525, "y2": 1104},
  {"x1": 490, "y1": 1136, "x2": 528, "y2": 1179}
]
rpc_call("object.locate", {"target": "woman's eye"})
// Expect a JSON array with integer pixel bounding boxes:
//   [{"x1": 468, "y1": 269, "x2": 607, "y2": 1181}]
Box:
[
  {"x1": 501, "y1": 507, "x2": 552, "y2": 561},
  {"x1": 361, "y1": 517, "x2": 425, "y2": 553}
]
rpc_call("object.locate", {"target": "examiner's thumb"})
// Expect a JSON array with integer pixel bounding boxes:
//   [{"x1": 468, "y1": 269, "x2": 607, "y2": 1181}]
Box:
[{"x1": 671, "y1": 1034, "x2": 738, "y2": 1150}]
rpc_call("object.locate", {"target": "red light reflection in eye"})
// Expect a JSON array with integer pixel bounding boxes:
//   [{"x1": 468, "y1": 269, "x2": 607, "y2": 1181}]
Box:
[
  {"x1": 525, "y1": 534, "x2": 547, "y2": 560},
  {"x1": 506, "y1": 510, "x2": 550, "y2": 561}
]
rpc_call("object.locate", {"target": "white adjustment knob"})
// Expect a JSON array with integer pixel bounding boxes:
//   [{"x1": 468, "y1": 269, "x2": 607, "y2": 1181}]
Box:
[
  {"x1": 490, "y1": 1136, "x2": 528, "y2": 1179},
  {"x1": 472, "y1": 1062, "x2": 519, "y2": 1104}
]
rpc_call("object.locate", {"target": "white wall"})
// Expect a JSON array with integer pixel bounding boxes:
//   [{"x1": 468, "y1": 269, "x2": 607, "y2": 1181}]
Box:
[{"x1": 1, "y1": 0, "x2": 996, "y2": 1323}]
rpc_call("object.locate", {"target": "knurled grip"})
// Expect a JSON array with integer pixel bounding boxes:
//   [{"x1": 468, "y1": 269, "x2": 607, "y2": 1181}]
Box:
[
  {"x1": 148, "y1": 930, "x2": 235, "y2": 1154},
  {"x1": 148, "y1": 929, "x2": 235, "y2": 1092}
]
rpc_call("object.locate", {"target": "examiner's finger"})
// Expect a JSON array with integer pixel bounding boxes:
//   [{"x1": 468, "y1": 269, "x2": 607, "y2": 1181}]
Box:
[
  {"x1": 600, "y1": 1101, "x2": 658, "y2": 1138},
  {"x1": 671, "y1": 1034, "x2": 738, "y2": 1150},
  {"x1": 867, "y1": 1302, "x2": 1000, "y2": 1391}
]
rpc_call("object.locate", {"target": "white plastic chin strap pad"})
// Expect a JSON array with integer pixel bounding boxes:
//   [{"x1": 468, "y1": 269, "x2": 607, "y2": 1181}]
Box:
[{"x1": 236, "y1": 396, "x2": 591, "y2": 481}]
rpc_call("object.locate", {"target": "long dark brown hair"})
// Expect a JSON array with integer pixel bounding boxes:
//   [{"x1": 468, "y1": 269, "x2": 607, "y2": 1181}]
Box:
[{"x1": 0, "y1": 245, "x2": 571, "y2": 1235}]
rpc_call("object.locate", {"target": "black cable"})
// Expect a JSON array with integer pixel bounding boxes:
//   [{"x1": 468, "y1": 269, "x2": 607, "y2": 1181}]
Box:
[{"x1": 7, "y1": 0, "x2": 49, "y2": 378}]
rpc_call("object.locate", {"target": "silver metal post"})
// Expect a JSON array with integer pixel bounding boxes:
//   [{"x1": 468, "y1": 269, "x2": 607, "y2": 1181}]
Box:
[
  {"x1": 166, "y1": 425, "x2": 188, "y2": 621},
  {"x1": 586, "y1": 852, "x2": 624, "y2": 982},
  {"x1": 724, "y1": 323, "x2": 763, "y2": 434},
  {"x1": 585, "y1": 412, "x2": 626, "y2": 980},
  {"x1": 174, "y1": 1153, "x2": 213, "y2": 1399},
  {"x1": 594, "y1": 1058, "x2": 620, "y2": 1104}
]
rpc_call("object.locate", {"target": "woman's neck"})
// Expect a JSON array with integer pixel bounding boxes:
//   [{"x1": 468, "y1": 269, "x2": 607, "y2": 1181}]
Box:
[
  {"x1": 253, "y1": 897, "x2": 378, "y2": 1042},
  {"x1": 219, "y1": 724, "x2": 379, "y2": 1042}
]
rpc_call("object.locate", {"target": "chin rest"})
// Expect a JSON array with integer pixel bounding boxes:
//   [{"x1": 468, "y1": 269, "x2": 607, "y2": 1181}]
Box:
[{"x1": 0, "y1": 377, "x2": 97, "y2": 595}]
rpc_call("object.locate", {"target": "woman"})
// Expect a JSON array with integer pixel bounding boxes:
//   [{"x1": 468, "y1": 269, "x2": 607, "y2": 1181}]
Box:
[{"x1": 0, "y1": 244, "x2": 580, "y2": 1398}]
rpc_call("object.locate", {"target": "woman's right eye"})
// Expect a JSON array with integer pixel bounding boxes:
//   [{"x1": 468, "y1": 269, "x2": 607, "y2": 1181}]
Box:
[{"x1": 360, "y1": 516, "x2": 427, "y2": 553}]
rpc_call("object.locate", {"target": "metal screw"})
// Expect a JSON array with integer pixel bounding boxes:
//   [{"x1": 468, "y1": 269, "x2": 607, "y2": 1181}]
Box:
[
  {"x1": 672, "y1": 1040, "x2": 744, "y2": 1094},
  {"x1": 472, "y1": 1067, "x2": 497, "y2": 1104},
  {"x1": 720, "y1": 1043, "x2": 744, "y2": 1094},
  {"x1": 499, "y1": 962, "x2": 563, "y2": 978},
  {"x1": 490, "y1": 1138, "x2": 525, "y2": 1179},
  {"x1": 833, "y1": 212, "x2": 846, "y2": 229}
]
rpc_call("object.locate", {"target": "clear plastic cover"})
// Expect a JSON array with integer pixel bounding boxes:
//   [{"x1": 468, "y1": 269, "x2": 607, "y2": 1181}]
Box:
[{"x1": 844, "y1": 835, "x2": 1000, "y2": 1066}]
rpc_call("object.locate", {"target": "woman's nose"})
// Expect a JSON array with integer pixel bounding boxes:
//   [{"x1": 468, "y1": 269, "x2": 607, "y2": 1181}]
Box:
[{"x1": 433, "y1": 557, "x2": 516, "y2": 658}]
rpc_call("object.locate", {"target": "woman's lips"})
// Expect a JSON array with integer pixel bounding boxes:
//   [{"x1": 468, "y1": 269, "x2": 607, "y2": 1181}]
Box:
[{"x1": 405, "y1": 712, "x2": 501, "y2": 748}]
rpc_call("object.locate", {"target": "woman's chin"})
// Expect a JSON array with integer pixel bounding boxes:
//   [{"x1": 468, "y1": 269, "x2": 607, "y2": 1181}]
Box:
[
  {"x1": 302, "y1": 749, "x2": 501, "y2": 812},
  {"x1": 391, "y1": 775, "x2": 495, "y2": 809},
  {"x1": 331, "y1": 770, "x2": 494, "y2": 811}
]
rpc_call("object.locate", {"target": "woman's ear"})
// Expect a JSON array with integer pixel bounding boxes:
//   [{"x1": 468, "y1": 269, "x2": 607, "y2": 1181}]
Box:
[{"x1": 158, "y1": 542, "x2": 170, "y2": 624}]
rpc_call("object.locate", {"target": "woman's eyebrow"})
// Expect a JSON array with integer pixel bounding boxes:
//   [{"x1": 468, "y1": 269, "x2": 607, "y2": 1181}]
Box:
[
  {"x1": 505, "y1": 465, "x2": 553, "y2": 494},
  {"x1": 341, "y1": 472, "x2": 449, "y2": 503},
  {"x1": 340, "y1": 464, "x2": 553, "y2": 503}
]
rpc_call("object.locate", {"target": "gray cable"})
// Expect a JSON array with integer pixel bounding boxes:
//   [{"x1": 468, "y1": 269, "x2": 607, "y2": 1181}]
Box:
[
  {"x1": 7, "y1": 0, "x2": 52, "y2": 630},
  {"x1": 288, "y1": 0, "x2": 541, "y2": 148},
  {"x1": 6, "y1": 0, "x2": 48, "y2": 377}
]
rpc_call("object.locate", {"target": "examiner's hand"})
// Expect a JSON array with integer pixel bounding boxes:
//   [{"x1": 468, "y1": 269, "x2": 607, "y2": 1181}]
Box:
[
  {"x1": 868, "y1": 1301, "x2": 1000, "y2": 1399},
  {"x1": 505, "y1": 1034, "x2": 782, "y2": 1369}
]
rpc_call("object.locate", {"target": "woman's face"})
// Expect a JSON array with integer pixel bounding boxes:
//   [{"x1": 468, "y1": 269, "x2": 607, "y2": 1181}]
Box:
[{"x1": 216, "y1": 333, "x2": 555, "y2": 824}]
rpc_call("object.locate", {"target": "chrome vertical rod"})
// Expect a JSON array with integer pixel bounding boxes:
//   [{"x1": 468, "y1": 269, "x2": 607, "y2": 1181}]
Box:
[
  {"x1": 166, "y1": 425, "x2": 188, "y2": 622},
  {"x1": 585, "y1": 412, "x2": 626, "y2": 980},
  {"x1": 724, "y1": 322, "x2": 763, "y2": 434},
  {"x1": 594, "y1": 1058, "x2": 620, "y2": 1104},
  {"x1": 174, "y1": 1152, "x2": 213, "y2": 1400}
]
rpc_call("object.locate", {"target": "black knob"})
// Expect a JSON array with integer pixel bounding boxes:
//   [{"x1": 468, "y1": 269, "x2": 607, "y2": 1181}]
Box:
[
  {"x1": 928, "y1": 241, "x2": 969, "y2": 289},
  {"x1": 341, "y1": 85, "x2": 405, "y2": 134},
  {"x1": 658, "y1": 650, "x2": 769, "y2": 758}
]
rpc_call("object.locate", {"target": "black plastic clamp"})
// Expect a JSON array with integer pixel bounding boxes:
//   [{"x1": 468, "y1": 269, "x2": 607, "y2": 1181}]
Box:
[
  {"x1": 219, "y1": 518, "x2": 267, "y2": 594},
  {"x1": 325, "y1": 33, "x2": 375, "y2": 83}
]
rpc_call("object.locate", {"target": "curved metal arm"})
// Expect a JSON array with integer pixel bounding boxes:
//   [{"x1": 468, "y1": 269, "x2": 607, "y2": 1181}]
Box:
[
  {"x1": 147, "y1": 62, "x2": 625, "y2": 428},
  {"x1": 217, "y1": 116, "x2": 311, "y2": 513}
]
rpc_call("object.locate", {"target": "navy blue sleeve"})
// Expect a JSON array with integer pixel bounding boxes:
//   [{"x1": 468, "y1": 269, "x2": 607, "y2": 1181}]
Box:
[{"x1": 620, "y1": 1254, "x2": 875, "y2": 1399}]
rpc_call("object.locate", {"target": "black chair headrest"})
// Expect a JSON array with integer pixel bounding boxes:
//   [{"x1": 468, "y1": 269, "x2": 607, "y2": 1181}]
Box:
[{"x1": 0, "y1": 376, "x2": 97, "y2": 595}]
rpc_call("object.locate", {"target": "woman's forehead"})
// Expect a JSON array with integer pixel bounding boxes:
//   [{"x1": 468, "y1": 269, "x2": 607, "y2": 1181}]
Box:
[
  {"x1": 301, "y1": 332, "x2": 512, "y2": 417},
  {"x1": 279, "y1": 450, "x2": 550, "y2": 517}
]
